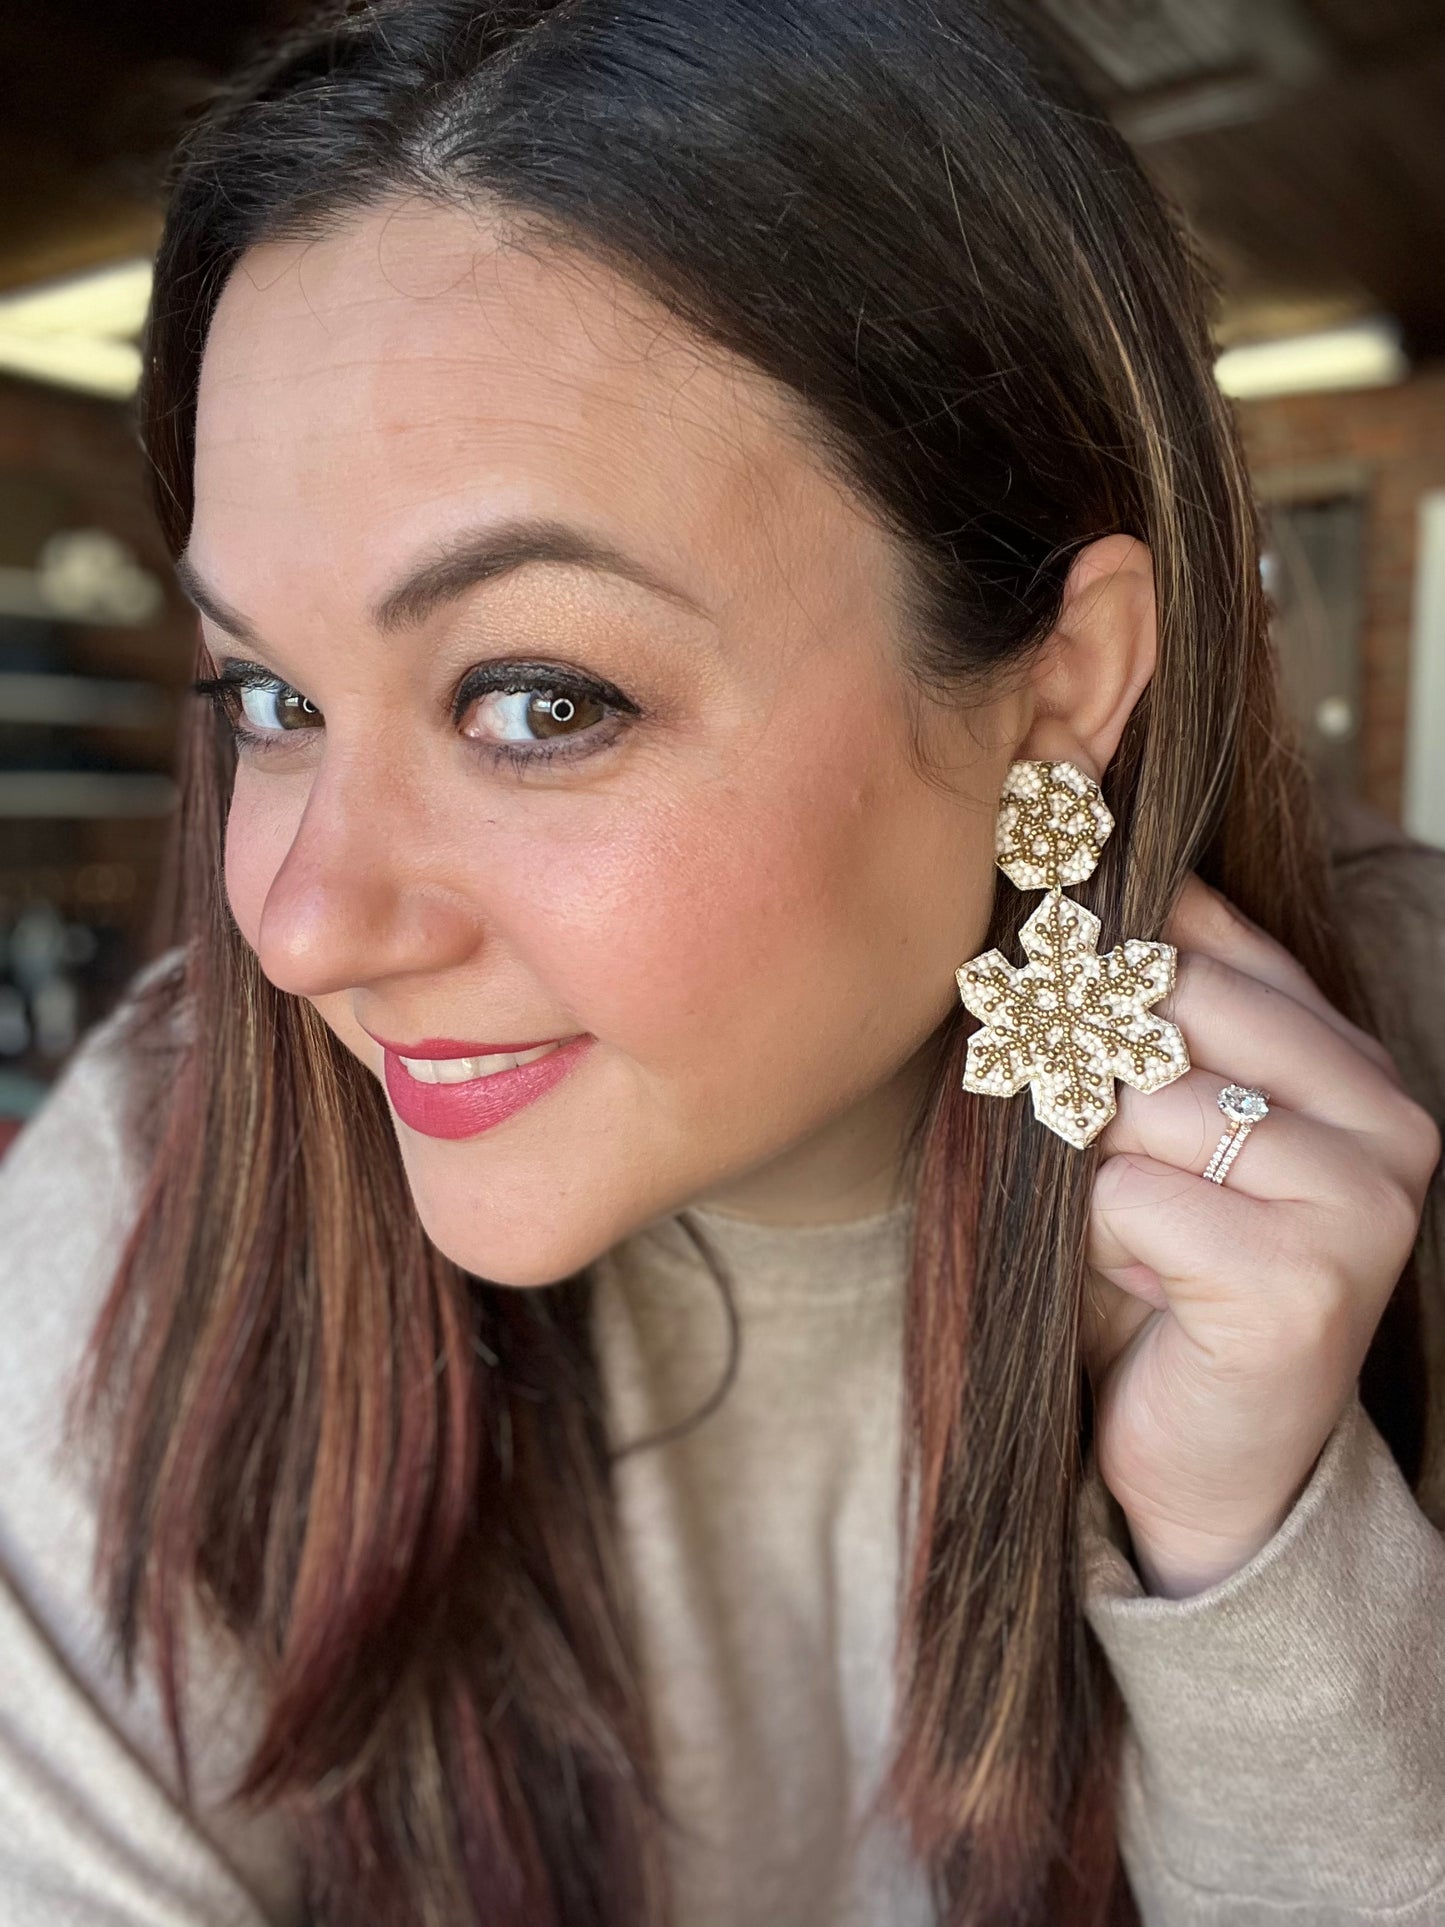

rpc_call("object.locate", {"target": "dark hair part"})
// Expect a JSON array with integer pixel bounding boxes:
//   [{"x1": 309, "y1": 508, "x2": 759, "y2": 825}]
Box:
[{"x1": 72, "y1": 3, "x2": 1426, "y2": 1924}]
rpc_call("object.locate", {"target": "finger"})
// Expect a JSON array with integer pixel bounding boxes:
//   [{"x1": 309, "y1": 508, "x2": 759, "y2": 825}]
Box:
[
  {"x1": 1087, "y1": 1147, "x2": 1401, "y2": 1378},
  {"x1": 1163, "y1": 875, "x2": 1401, "y2": 1084},
  {"x1": 1087, "y1": 1150, "x2": 1292, "y2": 1347},
  {"x1": 1159, "y1": 949, "x2": 1409, "y2": 1149},
  {"x1": 1099, "y1": 1064, "x2": 1361, "y2": 1201},
  {"x1": 1080, "y1": 1263, "x2": 1162, "y2": 1391}
]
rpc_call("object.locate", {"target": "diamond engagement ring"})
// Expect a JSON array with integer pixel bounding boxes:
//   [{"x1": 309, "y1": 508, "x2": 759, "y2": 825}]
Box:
[{"x1": 1201, "y1": 1084, "x2": 1271, "y2": 1184}]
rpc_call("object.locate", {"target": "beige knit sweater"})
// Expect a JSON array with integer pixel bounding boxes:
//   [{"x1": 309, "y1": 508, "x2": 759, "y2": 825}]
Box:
[{"x1": 1, "y1": 817, "x2": 1443, "y2": 1926}]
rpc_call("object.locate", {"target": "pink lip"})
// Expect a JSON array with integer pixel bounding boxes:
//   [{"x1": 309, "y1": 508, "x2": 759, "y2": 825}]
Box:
[{"x1": 380, "y1": 1034, "x2": 595, "y2": 1141}]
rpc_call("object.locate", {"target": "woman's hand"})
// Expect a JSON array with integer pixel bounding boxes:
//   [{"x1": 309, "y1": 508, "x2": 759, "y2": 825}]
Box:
[{"x1": 1081, "y1": 874, "x2": 1441, "y2": 1598}]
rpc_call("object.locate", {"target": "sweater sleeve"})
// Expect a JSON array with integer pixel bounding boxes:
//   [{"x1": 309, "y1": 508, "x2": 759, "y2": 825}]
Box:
[
  {"x1": 0, "y1": 968, "x2": 306, "y2": 1927},
  {"x1": 1071, "y1": 823, "x2": 1445, "y2": 1924},
  {"x1": 1078, "y1": 1383, "x2": 1445, "y2": 1925}
]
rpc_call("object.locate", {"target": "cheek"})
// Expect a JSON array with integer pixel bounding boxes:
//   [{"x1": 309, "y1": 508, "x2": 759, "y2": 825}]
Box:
[{"x1": 495, "y1": 691, "x2": 976, "y2": 1077}]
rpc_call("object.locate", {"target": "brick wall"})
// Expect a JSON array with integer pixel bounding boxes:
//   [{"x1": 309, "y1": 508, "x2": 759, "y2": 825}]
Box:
[{"x1": 1236, "y1": 361, "x2": 1445, "y2": 820}]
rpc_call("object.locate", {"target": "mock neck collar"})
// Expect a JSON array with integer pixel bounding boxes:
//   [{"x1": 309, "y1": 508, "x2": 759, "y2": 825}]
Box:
[{"x1": 615, "y1": 1189, "x2": 918, "y2": 1313}]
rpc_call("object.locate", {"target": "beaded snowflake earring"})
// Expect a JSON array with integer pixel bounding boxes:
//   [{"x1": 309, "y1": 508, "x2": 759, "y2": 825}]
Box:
[{"x1": 954, "y1": 759, "x2": 1191, "y2": 1149}]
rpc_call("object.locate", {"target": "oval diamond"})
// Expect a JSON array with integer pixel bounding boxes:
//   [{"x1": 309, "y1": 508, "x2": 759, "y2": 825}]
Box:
[{"x1": 1218, "y1": 1083, "x2": 1269, "y2": 1124}]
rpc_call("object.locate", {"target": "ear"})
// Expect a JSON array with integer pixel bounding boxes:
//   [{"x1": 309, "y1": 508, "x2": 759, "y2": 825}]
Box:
[{"x1": 1016, "y1": 534, "x2": 1157, "y2": 781}]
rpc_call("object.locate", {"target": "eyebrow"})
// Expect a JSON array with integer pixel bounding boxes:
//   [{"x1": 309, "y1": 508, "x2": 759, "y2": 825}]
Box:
[{"x1": 173, "y1": 513, "x2": 709, "y2": 642}]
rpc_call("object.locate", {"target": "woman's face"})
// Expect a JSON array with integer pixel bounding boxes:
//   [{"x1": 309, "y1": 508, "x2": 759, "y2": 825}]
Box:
[{"x1": 190, "y1": 198, "x2": 1020, "y2": 1284}]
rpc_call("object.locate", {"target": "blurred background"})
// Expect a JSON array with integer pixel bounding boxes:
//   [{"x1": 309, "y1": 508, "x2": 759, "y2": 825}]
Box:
[{"x1": 1, "y1": 0, "x2": 1444, "y2": 1149}]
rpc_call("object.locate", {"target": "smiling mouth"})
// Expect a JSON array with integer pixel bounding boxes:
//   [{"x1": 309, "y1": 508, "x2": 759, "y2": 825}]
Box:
[{"x1": 396, "y1": 1041, "x2": 563, "y2": 1084}]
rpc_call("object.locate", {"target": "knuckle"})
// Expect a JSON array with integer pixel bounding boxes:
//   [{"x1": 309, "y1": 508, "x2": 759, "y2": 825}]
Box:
[
  {"x1": 1180, "y1": 1223, "x2": 1349, "y2": 1383},
  {"x1": 1403, "y1": 1099, "x2": 1443, "y2": 1183},
  {"x1": 1167, "y1": 948, "x2": 1224, "y2": 1016},
  {"x1": 1271, "y1": 1233, "x2": 1356, "y2": 1341},
  {"x1": 1378, "y1": 1093, "x2": 1443, "y2": 1191},
  {"x1": 1275, "y1": 1277, "x2": 1353, "y2": 1365},
  {"x1": 1360, "y1": 1031, "x2": 1406, "y2": 1084},
  {"x1": 1246, "y1": 1236, "x2": 1353, "y2": 1363},
  {"x1": 1269, "y1": 1234, "x2": 1339, "y2": 1307},
  {"x1": 1196, "y1": 886, "x2": 1251, "y2": 946},
  {"x1": 1379, "y1": 1171, "x2": 1427, "y2": 1251}
]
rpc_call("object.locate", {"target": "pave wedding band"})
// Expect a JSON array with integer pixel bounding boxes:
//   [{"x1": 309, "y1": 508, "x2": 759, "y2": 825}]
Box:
[{"x1": 1202, "y1": 1084, "x2": 1271, "y2": 1185}]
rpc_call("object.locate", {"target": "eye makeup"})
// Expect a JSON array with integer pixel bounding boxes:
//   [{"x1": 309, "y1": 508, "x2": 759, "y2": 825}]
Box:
[
  {"x1": 191, "y1": 661, "x2": 320, "y2": 742},
  {"x1": 190, "y1": 656, "x2": 644, "y2": 772}
]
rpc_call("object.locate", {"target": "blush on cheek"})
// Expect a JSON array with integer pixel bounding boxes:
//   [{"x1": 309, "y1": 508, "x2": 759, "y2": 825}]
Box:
[{"x1": 515, "y1": 792, "x2": 843, "y2": 1067}]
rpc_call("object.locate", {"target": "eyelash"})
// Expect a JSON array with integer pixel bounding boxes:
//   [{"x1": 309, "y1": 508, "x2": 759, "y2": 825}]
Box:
[{"x1": 189, "y1": 659, "x2": 639, "y2": 773}]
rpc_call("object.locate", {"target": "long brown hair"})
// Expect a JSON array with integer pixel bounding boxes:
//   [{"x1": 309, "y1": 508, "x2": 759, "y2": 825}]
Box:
[{"x1": 69, "y1": 3, "x2": 1427, "y2": 1923}]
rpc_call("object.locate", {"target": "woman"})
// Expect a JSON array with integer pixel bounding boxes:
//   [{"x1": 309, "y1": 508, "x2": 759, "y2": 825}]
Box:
[{"x1": 1, "y1": 1, "x2": 1442, "y2": 1923}]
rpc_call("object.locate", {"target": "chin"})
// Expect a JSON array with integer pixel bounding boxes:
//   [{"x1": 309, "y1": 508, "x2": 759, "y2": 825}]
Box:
[{"x1": 410, "y1": 1196, "x2": 606, "y2": 1290}]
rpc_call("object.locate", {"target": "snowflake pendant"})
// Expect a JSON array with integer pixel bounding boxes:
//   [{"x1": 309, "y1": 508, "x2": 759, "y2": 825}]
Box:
[{"x1": 955, "y1": 761, "x2": 1191, "y2": 1149}]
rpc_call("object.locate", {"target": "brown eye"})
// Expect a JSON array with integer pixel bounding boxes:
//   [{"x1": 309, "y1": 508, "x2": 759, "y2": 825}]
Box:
[
  {"x1": 238, "y1": 681, "x2": 323, "y2": 733},
  {"x1": 459, "y1": 684, "x2": 609, "y2": 748}
]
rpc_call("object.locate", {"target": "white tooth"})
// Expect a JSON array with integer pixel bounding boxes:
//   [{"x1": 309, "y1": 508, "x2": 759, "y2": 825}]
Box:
[
  {"x1": 434, "y1": 1055, "x2": 493, "y2": 1083},
  {"x1": 398, "y1": 1040, "x2": 563, "y2": 1085}
]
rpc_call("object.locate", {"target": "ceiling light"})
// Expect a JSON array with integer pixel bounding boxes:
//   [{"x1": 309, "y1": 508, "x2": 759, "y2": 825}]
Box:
[
  {"x1": 0, "y1": 258, "x2": 152, "y2": 400},
  {"x1": 1214, "y1": 317, "x2": 1408, "y2": 399}
]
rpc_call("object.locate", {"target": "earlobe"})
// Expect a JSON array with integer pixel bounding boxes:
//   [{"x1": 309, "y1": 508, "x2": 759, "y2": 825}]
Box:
[{"x1": 1017, "y1": 533, "x2": 1158, "y2": 780}]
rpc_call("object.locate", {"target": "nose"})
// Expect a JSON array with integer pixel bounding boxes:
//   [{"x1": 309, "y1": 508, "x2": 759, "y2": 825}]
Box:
[{"x1": 247, "y1": 753, "x2": 481, "y2": 1001}]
